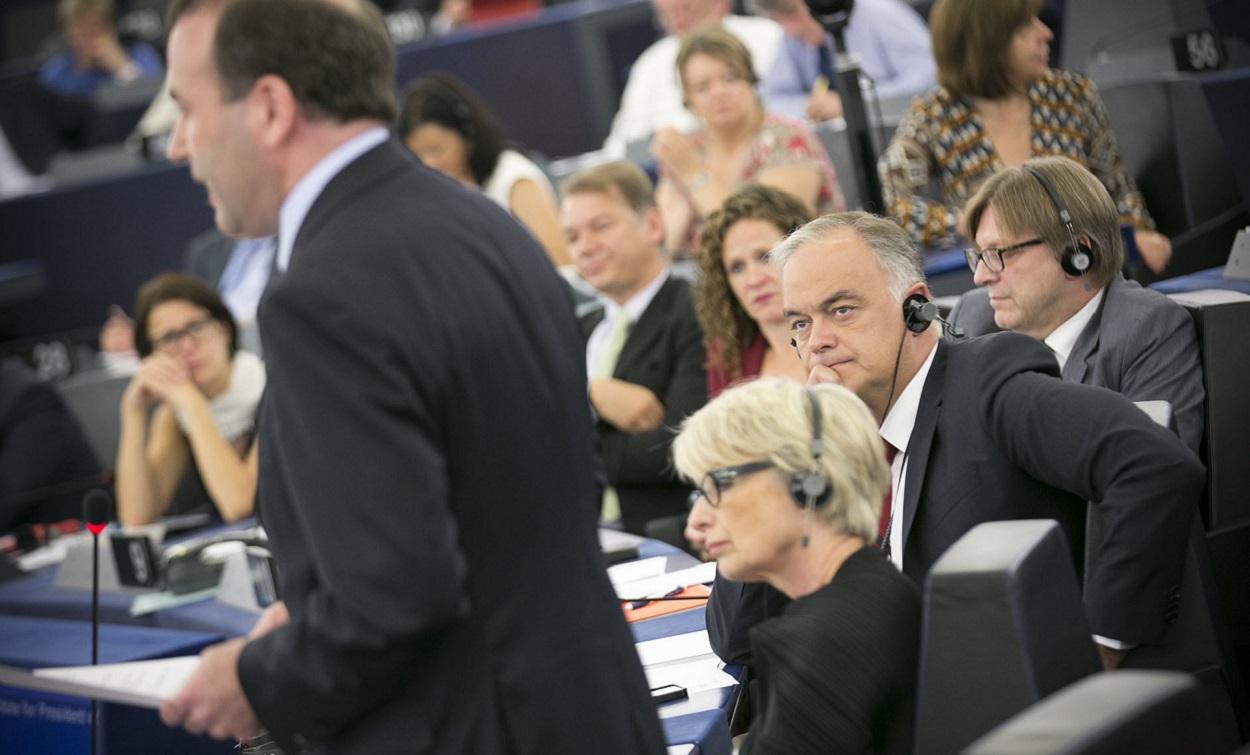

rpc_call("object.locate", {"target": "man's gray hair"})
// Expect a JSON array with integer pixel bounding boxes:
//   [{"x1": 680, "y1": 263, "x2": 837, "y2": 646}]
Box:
[{"x1": 771, "y1": 211, "x2": 926, "y2": 301}]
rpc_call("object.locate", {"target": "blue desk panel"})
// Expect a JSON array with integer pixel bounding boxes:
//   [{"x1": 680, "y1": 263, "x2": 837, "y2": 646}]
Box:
[
  {"x1": 0, "y1": 615, "x2": 233, "y2": 755},
  {"x1": 1150, "y1": 266, "x2": 1250, "y2": 295},
  {"x1": 1, "y1": 537, "x2": 734, "y2": 752},
  {"x1": 0, "y1": 565, "x2": 259, "y2": 637}
]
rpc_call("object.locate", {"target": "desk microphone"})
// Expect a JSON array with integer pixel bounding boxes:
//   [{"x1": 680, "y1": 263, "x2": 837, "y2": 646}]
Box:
[{"x1": 82, "y1": 488, "x2": 111, "y2": 755}]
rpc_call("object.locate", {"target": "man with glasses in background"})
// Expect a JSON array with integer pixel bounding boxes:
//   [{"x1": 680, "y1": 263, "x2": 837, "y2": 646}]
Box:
[
  {"x1": 949, "y1": 159, "x2": 1243, "y2": 734},
  {"x1": 951, "y1": 156, "x2": 1204, "y2": 453}
]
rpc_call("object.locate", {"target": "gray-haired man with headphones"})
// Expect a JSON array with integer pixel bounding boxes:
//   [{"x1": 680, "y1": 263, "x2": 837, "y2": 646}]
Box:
[{"x1": 698, "y1": 209, "x2": 1202, "y2": 679}]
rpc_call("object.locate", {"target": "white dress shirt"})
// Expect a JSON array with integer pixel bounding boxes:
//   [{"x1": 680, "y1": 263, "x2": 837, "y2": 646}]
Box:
[
  {"x1": 218, "y1": 236, "x2": 276, "y2": 326},
  {"x1": 878, "y1": 339, "x2": 938, "y2": 570},
  {"x1": 1043, "y1": 288, "x2": 1106, "y2": 370},
  {"x1": 760, "y1": 0, "x2": 936, "y2": 120}
]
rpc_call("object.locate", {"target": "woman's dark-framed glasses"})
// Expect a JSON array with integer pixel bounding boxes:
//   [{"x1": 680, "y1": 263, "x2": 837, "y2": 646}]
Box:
[
  {"x1": 695, "y1": 461, "x2": 775, "y2": 508},
  {"x1": 152, "y1": 317, "x2": 216, "y2": 353},
  {"x1": 963, "y1": 238, "x2": 1044, "y2": 273}
]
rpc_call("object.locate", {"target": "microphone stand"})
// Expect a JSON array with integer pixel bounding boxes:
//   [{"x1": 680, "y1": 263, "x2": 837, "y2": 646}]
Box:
[
  {"x1": 83, "y1": 491, "x2": 109, "y2": 755},
  {"x1": 88, "y1": 521, "x2": 102, "y2": 755},
  {"x1": 809, "y1": 1, "x2": 883, "y2": 211}
]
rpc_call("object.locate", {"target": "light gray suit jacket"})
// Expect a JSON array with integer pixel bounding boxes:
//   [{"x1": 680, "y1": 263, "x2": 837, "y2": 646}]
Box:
[{"x1": 950, "y1": 276, "x2": 1205, "y2": 452}]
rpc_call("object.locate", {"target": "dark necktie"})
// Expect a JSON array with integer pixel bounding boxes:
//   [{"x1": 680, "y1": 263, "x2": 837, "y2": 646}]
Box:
[
  {"x1": 816, "y1": 43, "x2": 837, "y2": 88},
  {"x1": 878, "y1": 442, "x2": 898, "y2": 545}
]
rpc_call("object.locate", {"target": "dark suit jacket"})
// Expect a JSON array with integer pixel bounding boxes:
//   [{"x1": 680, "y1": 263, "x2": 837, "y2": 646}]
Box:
[
  {"x1": 240, "y1": 139, "x2": 664, "y2": 754},
  {"x1": 950, "y1": 277, "x2": 1205, "y2": 452},
  {"x1": 741, "y1": 548, "x2": 919, "y2": 755},
  {"x1": 580, "y1": 275, "x2": 707, "y2": 534},
  {"x1": 708, "y1": 333, "x2": 1203, "y2": 661},
  {"x1": 182, "y1": 228, "x2": 236, "y2": 288}
]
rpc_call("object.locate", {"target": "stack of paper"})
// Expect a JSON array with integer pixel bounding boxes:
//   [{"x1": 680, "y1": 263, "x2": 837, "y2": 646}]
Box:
[
  {"x1": 634, "y1": 631, "x2": 736, "y2": 695},
  {"x1": 0, "y1": 656, "x2": 199, "y2": 709}
]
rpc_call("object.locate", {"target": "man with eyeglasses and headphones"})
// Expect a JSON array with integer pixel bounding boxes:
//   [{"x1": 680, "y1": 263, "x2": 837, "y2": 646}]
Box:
[
  {"x1": 948, "y1": 158, "x2": 1247, "y2": 739},
  {"x1": 950, "y1": 156, "x2": 1204, "y2": 453},
  {"x1": 693, "y1": 209, "x2": 1203, "y2": 678}
]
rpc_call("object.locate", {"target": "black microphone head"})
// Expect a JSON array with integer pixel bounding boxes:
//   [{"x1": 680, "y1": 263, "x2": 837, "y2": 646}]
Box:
[
  {"x1": 805, "y1": 0, "x2": 854, "y2": 17},
  {"x1": 82, "y1": 489, "x2": 112, "y2": 533},
  {"x1": 916, "y1": 300, "x2": 938, "y2": 322}
]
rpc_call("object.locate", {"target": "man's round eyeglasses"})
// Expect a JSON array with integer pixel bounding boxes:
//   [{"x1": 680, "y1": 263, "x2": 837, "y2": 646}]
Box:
[
  {"x1": 690, "y1": 461, "x2": 775, "y2": 508},
  {"x1": 963, "y1": 238, "x2": 1044, "y2": 273}
]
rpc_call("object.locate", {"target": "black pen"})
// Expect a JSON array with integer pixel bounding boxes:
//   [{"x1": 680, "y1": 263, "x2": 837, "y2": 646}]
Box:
[{"x1": 628, "y1": 585, "x2": 684, "y2": 610}]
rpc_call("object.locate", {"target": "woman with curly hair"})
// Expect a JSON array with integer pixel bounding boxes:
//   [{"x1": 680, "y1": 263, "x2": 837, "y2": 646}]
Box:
[{"x1": 695, "y1": 183, "x2": 812, "y2": 397}]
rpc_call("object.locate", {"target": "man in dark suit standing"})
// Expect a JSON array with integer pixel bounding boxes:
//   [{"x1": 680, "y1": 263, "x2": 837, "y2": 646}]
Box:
[
  {"x1": 561, "y1": 161, "x2": 707, "y2": 535},
  {"x1": 158, "y1": 1, "x2": 664, "y2": 752},
  {"x1": 951, "y1": 156, "x2": 1205, "y2": 452},
  {"x1": 698, "y1": 210, "x2": 1203, "y2": 673}
]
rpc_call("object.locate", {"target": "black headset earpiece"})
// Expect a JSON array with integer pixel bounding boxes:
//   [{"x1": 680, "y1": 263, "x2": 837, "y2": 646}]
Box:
[
  {"x1": 789, "y1": 389, "x2": 833, "y2": 510},
  {"x1": 1023, "y1": 165, "x2": 1095, "y2": 277},
  {"x1": 903, "y1": 293, "x2": 937, "y2": 334}
]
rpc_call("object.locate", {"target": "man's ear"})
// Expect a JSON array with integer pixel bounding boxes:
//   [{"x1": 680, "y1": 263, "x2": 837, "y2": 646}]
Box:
[
  {"x1": 904, "y1": 281, "x2": 934, "y2": 305},
  {"x1": 248, "y1": 74, "x2": 299, "y2": 150},
  {"x1": 642, "y1": 205, "x2": 665, "y2": 246}
]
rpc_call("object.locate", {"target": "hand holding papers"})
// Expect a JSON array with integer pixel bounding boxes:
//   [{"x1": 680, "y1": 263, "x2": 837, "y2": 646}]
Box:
[
  {"x1": 160, "y1": 637, "x2": 259, "y2": 741},
  {"x1": 0, "y1": 657, "x2": 199, "y2": 709}
]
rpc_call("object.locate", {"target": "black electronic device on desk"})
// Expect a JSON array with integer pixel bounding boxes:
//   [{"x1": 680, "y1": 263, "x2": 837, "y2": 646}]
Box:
[{"x1": 110, "y1": 526, "x2": 273, "y2": 597}]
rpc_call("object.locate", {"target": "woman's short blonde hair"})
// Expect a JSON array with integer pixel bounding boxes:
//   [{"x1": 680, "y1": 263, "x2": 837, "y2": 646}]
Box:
[
  {"x1": 929, "y1": 0, "x2": 1043, "y2": 98},
  {"x1": 672, "y1": 377, "x2": 888, "y2": 541},
  {"x1": 677, "y1": 25, "x2": 759, "y2": 103}
]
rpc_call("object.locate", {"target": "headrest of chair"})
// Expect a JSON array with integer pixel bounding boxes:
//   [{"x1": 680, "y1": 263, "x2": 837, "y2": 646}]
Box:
[{"x1": 965, "y1": 670, "x2": 1216, "y2": 755}]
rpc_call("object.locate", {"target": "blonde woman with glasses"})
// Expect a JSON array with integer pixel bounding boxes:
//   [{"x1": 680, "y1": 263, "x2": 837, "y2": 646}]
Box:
[{"x1": 675, "y1": 377, "x2": 918, "y2": 754}]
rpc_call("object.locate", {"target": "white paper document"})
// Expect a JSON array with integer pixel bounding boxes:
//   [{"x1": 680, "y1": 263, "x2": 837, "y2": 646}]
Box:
[
  {"x1": 636, "y1": 631, "x2": 713, "y2": 667},
  {"x1": 0, "y1": 656, "x2": 199, "y2": 709},
  {"x1": 613, "y1": 561, "x2": 717, "y2": 599},
  {"x1": 1169, "y1": 289, "x2": 1250, "y2": 306},
  {"x1": 607, "y1": 556, "x2": 669, "y2": 586},
  {"x1": 644, "y1": 657, "x2": 737, "y2": 694}
]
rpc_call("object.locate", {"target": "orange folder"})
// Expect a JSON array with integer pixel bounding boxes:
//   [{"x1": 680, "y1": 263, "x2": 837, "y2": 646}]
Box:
[{"x1": 621, "y1": 584, "x2": 711, "y2": 623}]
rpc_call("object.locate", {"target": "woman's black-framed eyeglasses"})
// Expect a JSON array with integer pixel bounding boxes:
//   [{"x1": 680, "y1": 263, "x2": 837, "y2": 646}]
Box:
[{"x1": 691, "y1": 461, "x2": 775, "y2": 508}]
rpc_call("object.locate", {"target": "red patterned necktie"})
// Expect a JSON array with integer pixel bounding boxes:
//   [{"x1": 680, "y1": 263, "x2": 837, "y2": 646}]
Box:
[{"x1": 878, "y1": 442, "x2": 899, "y2": 544}]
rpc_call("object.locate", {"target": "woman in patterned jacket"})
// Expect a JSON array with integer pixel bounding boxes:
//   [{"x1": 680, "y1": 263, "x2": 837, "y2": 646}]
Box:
[{"x1": 878, "y1": 0, "x2": 1172, "y2": 273}]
